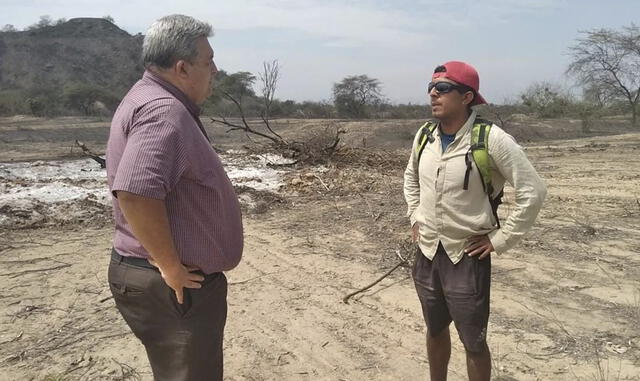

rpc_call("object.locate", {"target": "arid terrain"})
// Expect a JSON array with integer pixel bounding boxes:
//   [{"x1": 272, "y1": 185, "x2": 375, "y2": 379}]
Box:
[{"x1": 0, "y1": 115, "x2": 639, "y2": 380}]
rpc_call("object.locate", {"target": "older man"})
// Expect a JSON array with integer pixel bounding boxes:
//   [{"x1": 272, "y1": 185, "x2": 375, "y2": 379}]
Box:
[
  {"x1": 106, "y1": 15, "x2": 242, "y2": 380},
  {"x1": 404, "y1": 61, "x2": 546, "y2": 380}
]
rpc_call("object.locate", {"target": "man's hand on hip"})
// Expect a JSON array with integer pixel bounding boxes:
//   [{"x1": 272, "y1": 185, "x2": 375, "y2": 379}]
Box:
[
  {"x1": 150, "y1": 260, "x2": 204, "y2": 304},
  {"x1": 465, "y1": 235, "x2": 493, "y2": 260},
  {"x1": 411, "y1": 223, "x2": 419, "y2": 242},
  {"x1": 116, "y1": 191, "x2": 204, "y2": 304}
]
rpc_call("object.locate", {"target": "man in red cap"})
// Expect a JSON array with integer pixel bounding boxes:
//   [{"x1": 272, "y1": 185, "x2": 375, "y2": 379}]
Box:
[{"x1": 404, "y1": 61, "x2": 546, "y2": 380}]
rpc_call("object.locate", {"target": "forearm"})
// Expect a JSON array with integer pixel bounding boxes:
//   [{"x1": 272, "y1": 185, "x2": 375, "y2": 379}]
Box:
[
  {"x1": 403, "y1": 157, "x2": 421, "y2": 223},
  {"x1": 489, "y1": 182, "x2": 547, "y2": 253},
  {"x1": 116, "y1": 191, "x2": 182, "y2": 272}
]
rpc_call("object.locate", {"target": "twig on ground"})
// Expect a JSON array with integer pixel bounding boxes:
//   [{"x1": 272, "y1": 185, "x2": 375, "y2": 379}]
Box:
[
  {"x1": 229, "y1": 270, "x2": 285, "y2": 285},
  {"x1": 358, "y1": 193, "x2": 382, "y2": 222},
  {"x1": 0, "y1": 263, "x2": 71, "y2": 278},
  {"x1": 98, "y1": 332, "x2": 131, "y2": 340},
  {"x1": 570, "y1": 216, "x2": 596, "y2": 235},
  {"x1": 515, "y1": 341, "x2": 566, "y2": 359},
  {"x1": 493, "y1": 267, "x2": 527, "y2": 276},
  {"x1": 515, "y1": 300, "x2": 576, "y2": 343},
  {"x1": 594, "y1": 259, "x2": 622, "y2": 290},
  {"x1": 313, "y1": 174, "x2": 330, "y2": 191},
  {"x1": 112, "y1": 358, "x2": 142, "y2": 381},
  {"x1": 0, "y1": 251, "x2": 75, "y2": 264},
  {"x1": 0, "y1": 331, "x2": 23, "y2": 345},
  {"x1": 342, "y1": 260, "x2": 407, "y2": 304}
]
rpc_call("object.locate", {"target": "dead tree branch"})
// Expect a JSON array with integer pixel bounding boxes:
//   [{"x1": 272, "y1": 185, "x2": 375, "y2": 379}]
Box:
[
  {"x1": 0, "y1": 263, "x2": 71, "y2": 278},
  {"x1": 210, "y1": 60, "x2": 344, "y2": 164},
  {"x1": 211, "y1": 91, "x2": 285, "y2": 146},
  {"x1": 342, "y1": 260, "x2": 407, "y2": 304},
  {"x1": 259, "y1": 60, "x2": 286, "y2": 141},
  {"x1": 74, "y1": 140, "x2": 106, "y2": 168}
]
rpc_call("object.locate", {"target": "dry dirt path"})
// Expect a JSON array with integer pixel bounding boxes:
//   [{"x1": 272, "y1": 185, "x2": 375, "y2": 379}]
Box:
[{"x1": 1, "y1": 132, "x2": 639, "y2": 380}]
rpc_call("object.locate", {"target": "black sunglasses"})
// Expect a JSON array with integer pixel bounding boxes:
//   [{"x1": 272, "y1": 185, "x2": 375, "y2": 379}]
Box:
[{"x1": 428, "y1": 81, "x2": 471, "y2": 94}]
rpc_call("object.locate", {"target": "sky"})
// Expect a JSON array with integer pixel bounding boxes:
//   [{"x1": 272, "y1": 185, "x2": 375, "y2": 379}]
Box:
[{"x1": 2, "y1": 0, "x2": 639, "y2": 104}]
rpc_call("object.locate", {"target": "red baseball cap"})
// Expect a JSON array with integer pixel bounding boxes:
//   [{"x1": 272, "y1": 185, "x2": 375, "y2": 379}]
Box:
[{"x1": 432, "y1": 61, "x2": 487, "y2": 106}]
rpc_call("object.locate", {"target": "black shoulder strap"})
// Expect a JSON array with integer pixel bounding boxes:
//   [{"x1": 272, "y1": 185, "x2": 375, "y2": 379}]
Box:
[{"x1": 416, "y1": 120, "x2": 438, "y2": 163}]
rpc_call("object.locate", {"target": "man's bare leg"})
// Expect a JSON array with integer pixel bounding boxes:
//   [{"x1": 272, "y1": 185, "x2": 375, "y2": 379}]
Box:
[
  {"x1": 466, "y1": 343, "x2": 491, "y2": 381},
  {"x1": 426, "y1": 325, "x2": 451, "y2": 381}
]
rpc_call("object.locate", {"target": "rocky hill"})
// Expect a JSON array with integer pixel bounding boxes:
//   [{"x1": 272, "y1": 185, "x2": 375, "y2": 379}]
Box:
[{"x1": 0, "y1": 17, "x2": 143, "y2": 103}]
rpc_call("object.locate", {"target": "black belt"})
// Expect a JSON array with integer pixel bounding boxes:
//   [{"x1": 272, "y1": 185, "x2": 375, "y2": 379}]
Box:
[
  {"x1": 110, "y1": 248, "x2": 223, "y2": 282},
  {"x1": 111, "y1": 248, "x2": 158, "y2": 270}
]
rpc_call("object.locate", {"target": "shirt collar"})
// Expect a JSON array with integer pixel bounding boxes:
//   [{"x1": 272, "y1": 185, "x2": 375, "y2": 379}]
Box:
[
  {"x1": 456, "y1": 110, "x2": 477, "y2": 138},
  {"x1": 436, "y1": 110, "x2": 477, "y2": 139},
  {"x1": 143, "y1": 70, "x2": 201, "y2": 118}
]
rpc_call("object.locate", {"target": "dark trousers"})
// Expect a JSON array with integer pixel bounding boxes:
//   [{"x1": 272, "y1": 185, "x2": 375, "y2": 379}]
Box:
[
  {"x1": 413, "y1": 242, "x2": 491, "y2": 353},
  {"x1": 108, "y1": 250, "x2": 227, "y2": 381}
]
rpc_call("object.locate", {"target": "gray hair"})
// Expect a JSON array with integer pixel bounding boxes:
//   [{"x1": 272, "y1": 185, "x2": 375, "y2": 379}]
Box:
[{"x1": 142, "y1": 14, "x2": 213, "y2": 69}]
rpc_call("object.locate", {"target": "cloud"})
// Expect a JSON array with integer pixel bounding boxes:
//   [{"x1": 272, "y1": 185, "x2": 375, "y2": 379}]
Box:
[{"x1": 2, "y1": 0, "x2": 437, "y2": 48}]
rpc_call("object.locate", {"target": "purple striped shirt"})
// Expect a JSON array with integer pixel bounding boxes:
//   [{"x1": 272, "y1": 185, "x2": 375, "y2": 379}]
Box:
[{"x1": 106, "y1": 70, "x2": 243, "y2": 273}]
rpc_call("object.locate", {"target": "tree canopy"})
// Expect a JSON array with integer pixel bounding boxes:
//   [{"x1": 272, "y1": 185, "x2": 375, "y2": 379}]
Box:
[
  {"x1": 568, "y1": 24, "x2": 640, "y2": 126},
  {"x1": 332, "y1": 75, "x2": 384, "y2": 118}
]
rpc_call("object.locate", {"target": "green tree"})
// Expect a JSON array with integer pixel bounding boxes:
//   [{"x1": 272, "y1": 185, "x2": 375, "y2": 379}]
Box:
[
  {"x1": 24, "y1": 85, "x2": 61, "y2": 117},
  {"x1": 333, "y1": 75, "x2": 383, "y2": 118},
  {"x1": 568, "y1": 24, "x2": 640, "y2": 127},
  {"x1": 26, "y1": 15, "x2": 53, "y2": 31},
  {"x1": 520, "y1": 81, "x2": 573, "y2": 118},
  {"x1": 63, "y1": 83, "x2": 117, "y2": 116},
  {"x1": 214, "y1": 70, "x2": 256, "y2": 101},
  {"x1": 205, "y1": 70, "x2": 259, "y2": 116}
]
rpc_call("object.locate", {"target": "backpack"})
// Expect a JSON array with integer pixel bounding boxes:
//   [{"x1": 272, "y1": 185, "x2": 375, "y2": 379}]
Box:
[{"x1": 414, "y1": 117, "x2": 504, "y2": 228}]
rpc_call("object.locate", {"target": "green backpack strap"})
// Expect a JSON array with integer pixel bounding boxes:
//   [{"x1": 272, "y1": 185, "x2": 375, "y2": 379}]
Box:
[
  {"x1": 415, "y1": 120, "x2": 438, "y2": 164},
  {"x1": 464, "y1": 119, "x2": 493, "y2": 194},
  {"x1": 464, "y1": 117, "x2": 504, "y2": 228}
]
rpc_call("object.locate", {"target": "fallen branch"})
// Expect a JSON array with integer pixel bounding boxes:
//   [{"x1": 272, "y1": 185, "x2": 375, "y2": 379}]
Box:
[
  {"x1": 594, "y1": 259, "x2": 622, "y2": 290},
  {"x1": 0, "y1": 331, "x2": 23, "y2": 345},
  {"x1": 112, "y1": 358, "x2": 142, "y2": 381},
  {"x1": 357, "y1": 193, "x2": 381, "y2": 222},
  {"x1": 313, "y1": 174, "x2": 330, "y2": 191},
  {"x1": 229, "y1": 270, "x2": 284, "y2": 285},
  {"x1": 515, "y1": 301, "x2": 576, "y2": 343},
  {"x1": 342, "y1": 260, "x2": 407, "y2": 304},
  {"x1": 570, "y1": 216, "x2": 596, "y2": 235},
  {"x1": 0, "y1": 263, "x2": 71, "y2": 278},
  {"x1": 74, "y1": 140, "x2": 106, "y2": 168}
]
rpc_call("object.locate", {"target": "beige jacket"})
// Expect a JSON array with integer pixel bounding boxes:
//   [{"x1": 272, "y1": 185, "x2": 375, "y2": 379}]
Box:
[{"x1": 403, "y1": 111, "x2": 547, "y2": 264}]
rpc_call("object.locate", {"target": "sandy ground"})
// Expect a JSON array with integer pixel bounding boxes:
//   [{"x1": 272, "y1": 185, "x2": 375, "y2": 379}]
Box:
[{"x1": 1, "y1": 117, "x2": 639, "y2": 380}]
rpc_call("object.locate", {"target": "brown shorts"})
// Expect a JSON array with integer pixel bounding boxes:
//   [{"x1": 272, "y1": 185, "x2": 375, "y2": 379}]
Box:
[
  {"x1": 108, "y1": 249, "x2": 228, "y2": 381},
  {"x1": 412, "y1": 242, "x2": 491, "y2": 353}
]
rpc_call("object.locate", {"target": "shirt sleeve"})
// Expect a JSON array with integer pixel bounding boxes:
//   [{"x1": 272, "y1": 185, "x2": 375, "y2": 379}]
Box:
[
  {"x1": 403, "y1": 129, "x2": 422, "y2": 226},
  {"x1": 111, "y1": 117, "x2": 189, "y2": 200},
  {"x1": 487, "y1": 128, "x2": 547, "y2": 254}
]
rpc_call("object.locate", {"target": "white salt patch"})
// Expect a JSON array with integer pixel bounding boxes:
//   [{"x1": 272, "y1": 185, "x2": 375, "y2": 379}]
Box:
[
  {"x1": 0, "y1": 152, "x2": 294, "y2": 215},
  {"x1": 225, "y1": 167, "x2": 285, "y2": 192},
  {"x1": 252, "y1": 153, "x2": 296, "y2": 166},
  {"x1": 0, "y1": 182, "x2": 110, "y2": 205},
  {"x1": 1, "y1": 159, "x2": 106, "y2": 181},
  {"x1": 220, "y1": 153, "x2": 292, "y2": 192}
]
